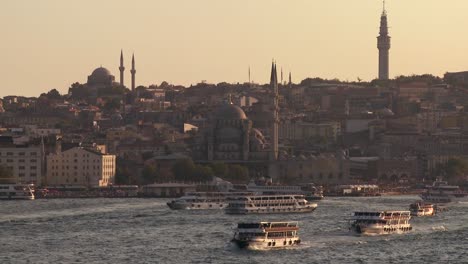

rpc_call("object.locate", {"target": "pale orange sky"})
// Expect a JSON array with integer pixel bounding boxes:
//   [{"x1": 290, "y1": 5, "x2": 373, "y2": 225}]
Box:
[{"x1": 1, "y1": 0, "x2": 467, "y2": 96}]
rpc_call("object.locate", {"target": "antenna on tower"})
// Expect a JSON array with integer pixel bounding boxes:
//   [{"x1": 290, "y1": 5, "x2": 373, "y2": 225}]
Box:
[
  {"x1": 248, "y1": 66, "x2": 251, "y2": 84},
  {"x1": 382, "y1": 0, "x2": 386, "y2": 15}
]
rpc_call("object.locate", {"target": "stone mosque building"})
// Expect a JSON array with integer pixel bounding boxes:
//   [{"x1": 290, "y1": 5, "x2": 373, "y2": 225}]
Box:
[
  {"x1": 192, "y1": 62, "x2": 350, "y2": 184},
  {"x1": 69, "y1": 51, "x2": 136, "y2": 98},
  {"x1": 193, "y1": 62, "x2": 280, "y2": 165}
]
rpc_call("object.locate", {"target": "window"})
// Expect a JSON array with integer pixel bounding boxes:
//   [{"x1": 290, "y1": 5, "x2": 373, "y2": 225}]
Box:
[
  {"x1": 31, "y1": 152, "x2": 37, "y2": 156},
  {"x1": 19, "y1": 159, "x2": 25, "y2": 163},
  {"x1": 19, "y1": 166, "x2": 25, "y2": 170},
  {"x1": 30, "y1": 159, "x2": 37, "y2": 163},
  {"x1": 30, "y1": 173, "x2": 37, "y2": 177},
  {"x1": 19, "y1": 152, "x2": 25, "y2": 156},
  {"x1": 6, "y1": 159, "x2": 13, "y2": 163},
  {"x1": 6, "y1": 152, "x2": 13, "y2": 156},
  {"x1": 19, "y1": 173, "x2": 25, "y2": 177},
  {"x1": 30, "y1": 166, "x2": 37, "y2": 170}
]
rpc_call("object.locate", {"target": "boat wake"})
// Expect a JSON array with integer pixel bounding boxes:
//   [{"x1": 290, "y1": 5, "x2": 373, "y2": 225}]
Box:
[{"x1": 431, "y1": 225, "x2": 447, "y2": 232}]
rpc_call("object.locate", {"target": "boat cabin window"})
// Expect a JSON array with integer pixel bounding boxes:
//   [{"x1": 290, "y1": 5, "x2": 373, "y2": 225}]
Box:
[{"x1": 238, "y1": 223, "x2": 261, "y2": 229}]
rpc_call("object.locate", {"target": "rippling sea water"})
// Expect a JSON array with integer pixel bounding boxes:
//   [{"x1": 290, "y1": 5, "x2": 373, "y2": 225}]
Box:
[{"x1": 0, "y1": 196, "x2": 467, "y2": 264}]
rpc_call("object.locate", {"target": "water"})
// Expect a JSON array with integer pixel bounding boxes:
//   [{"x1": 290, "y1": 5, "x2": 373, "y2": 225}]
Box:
[{"x1": 1, "y1": 196, "x2": 467, "y2": 264}]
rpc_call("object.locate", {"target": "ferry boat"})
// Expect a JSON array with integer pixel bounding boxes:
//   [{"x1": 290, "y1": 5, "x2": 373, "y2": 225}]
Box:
[
  {"x1": 232, "y1": 221, "x2": 301, "y2": 249},
  {"x1": 349, "y1": 211, "x2": 412, "y2": 235},
  {"x1": 420, "y1": 180, "x2": 468, "y2": 204},
  {"x1": 409, "y1": 202, "x2": 435, "y2": 217},
  {"x1": 225, "y1": 195, "x2": 318, "y2": 214},
  {"x1": 166, "y1": 192, "x2": 252, "y2": 210},
  {"x1": 0, "y1": 184, "x2": 35, "y2": 200},
  {"x1": 246, "y1": 181, "x2": 324, "y2": 201}
]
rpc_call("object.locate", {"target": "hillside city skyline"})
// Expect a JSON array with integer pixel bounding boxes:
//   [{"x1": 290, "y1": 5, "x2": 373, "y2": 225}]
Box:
[{"x1": 2, "y1": 0, "x2": 468, "y2": 97}]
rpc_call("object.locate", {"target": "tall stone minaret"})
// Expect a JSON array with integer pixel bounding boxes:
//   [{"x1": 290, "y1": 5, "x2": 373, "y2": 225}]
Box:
[
  {"x1": 377, "y1": 0, "x2": 391, "y2": 80},
  {"x1": 269, "y1": 61, "x2": 279, "y2": 161},
  {"x1": 130, "y1": 53, "x2": 136, "y2": 91},
  {"x1": 119, "y1": 50, "x2": 125, "y2": 87}
]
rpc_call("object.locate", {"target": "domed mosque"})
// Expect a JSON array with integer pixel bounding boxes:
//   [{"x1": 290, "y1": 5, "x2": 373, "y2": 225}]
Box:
[
  {"x1": 193, "y1": 95, "x2": 269, "y2": 162},
  {"x1": 85, "y1": 50, "x2": 136, "y2": 90},
  {"x1": 87, "y1": 67, "x2": 115, "y2": 87},
  {"x1": 193, "y1": 62, "x2": 280, "y2": 165}
]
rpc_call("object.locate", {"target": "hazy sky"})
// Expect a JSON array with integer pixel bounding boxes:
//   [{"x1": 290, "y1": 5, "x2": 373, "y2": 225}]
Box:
[{"x1": 1, "y1": 0, "x2": 468, "y2": 97}]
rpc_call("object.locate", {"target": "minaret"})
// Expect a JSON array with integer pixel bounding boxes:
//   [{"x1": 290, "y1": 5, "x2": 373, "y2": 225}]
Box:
[
  {"x1": 377, "y1": 0, "x2": 391, "y2": 80},
  {"x1": 269, "y1": 61, "x2": 279, "y2": 161},
  {"x1": 288, "y1": 72, "x2": 292, "y2": 89},
  {"x1": 119, "y1": 50, "x2": 125, "y2": 87},
  {"x1": 130, "y1": 53, "x2": 136, "y2": 91}
]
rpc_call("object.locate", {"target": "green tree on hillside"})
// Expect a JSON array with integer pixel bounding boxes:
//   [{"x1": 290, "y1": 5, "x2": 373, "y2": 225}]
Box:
[{"x1": 141, "y1": 165, "x2": 161, "y2": 185}]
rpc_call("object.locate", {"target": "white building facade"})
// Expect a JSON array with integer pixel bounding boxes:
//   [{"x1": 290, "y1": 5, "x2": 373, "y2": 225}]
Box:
[
  {"x1": 0, "y1": 146, "x2": 43, "y2": 185},
  {"x1": 47, "y1": 147, "x2": 116, "y2": 187}
]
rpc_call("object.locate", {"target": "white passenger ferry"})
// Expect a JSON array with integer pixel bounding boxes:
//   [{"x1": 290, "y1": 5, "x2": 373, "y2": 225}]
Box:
[
  {"x1": 166, "y1": 192, "x2": 252, "y2": 210},
  {"x1": 232, "y1": 221, "x2": 301, "y2": 249},
  {"x1": 0, "y1": 184, "x2": 35, "y2": 200},
  {"x1": 420, "y1": 180, "x2": 468, "y2": 204},
  {"x1": 225, "y1": 195, "x2": 318, "y2": 214},
  {"x1": 349, "y1": 211, "x2": 412, "y2": 235},
  {"x1": 246, "y1": 182, "x2": 324, "y2": 201},
  {"x1": 409, "y1": 202, "x2": 435, "y2": 217}
]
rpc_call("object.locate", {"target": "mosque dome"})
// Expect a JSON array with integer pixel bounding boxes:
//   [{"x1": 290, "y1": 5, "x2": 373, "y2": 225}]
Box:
[
  {"x1": 215, "y1": 100, "x2": 247, "y2": 120},
  {"x1": 91, "y1": 67, "x2": 112, "y2": 78},
  {"x1": 87, "y1": 67, "x2": 115, "y2": 86}
]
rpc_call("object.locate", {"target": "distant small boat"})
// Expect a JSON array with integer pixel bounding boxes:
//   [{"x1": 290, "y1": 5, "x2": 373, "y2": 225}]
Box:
[
  {"x1": 420, "y1": 180, "x2": 468, "y2": 204},
  {"x1": 0, "y1": 184, "x2": 35, "y2": 200},
  {"x1": 232, "y1": 221, "x2": 301, "y2": 249},
  {"x1": 409, "y1": 202, "x2": 434, "y2": 217}
]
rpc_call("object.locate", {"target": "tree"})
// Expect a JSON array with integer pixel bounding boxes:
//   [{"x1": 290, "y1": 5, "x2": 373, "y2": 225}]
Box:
[
  {"x1": 210, "y1": 162, "x2": 228, "y2": 178},
  {"x1": 171, "y1": 159, "x2": 215, "y2": 183},
  {"x1": 172, "y1": 159, "x2": 195, "y2": 182},
  {"x1": 46, "y1": 89, "x2": 62, "y2": 100},
  {"x1": 141, "y1": 165, "x2": 161, "y2": 185},
  {"x1": 435, "y1": 158, "x2": 468, "y2": 183},
  {"x1": 225, "y1": 165, "x2": 249, "y2": 183},
  {"x1": 192, "y1": 165, "x2": 214, "y2": 182},
  {"x1": 0, "y1": 166, "x2": 14, "y2": 184},
  {"x1": 115, "y1": 166, "x2": 131, "y2": 185}
]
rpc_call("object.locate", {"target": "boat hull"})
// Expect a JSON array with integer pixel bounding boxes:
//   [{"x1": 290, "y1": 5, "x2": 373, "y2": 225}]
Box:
[
  {"x1": 167, "y1": 201, "x2": 226, "y2": 210},
  {"x1": 232, "y1": 238, "x2": 301, "y2": 249},
  {"x1": 0, "y1": 196, "x2": 35, "y2": 200},
  {"x1": 420, "y1": 194, "x2": 468, "y2": 204},
  {"x1": 226, "y1": 204, "x2": 317, "y2": 215},
  {"x1": 351, "y1": 224, "x2": 412, "y2": 235}
]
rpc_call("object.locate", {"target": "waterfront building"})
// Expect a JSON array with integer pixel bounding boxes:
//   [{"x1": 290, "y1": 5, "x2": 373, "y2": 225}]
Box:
[
  {"x1": 279, "y1": 120, "x2": 341, "y2": 142},
  {"x1": 46, "y1": 147, "x2": 116, "y2": 187},
  {"x1": 0, "y1": 137, "x2": 44, "y2": 186}
]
